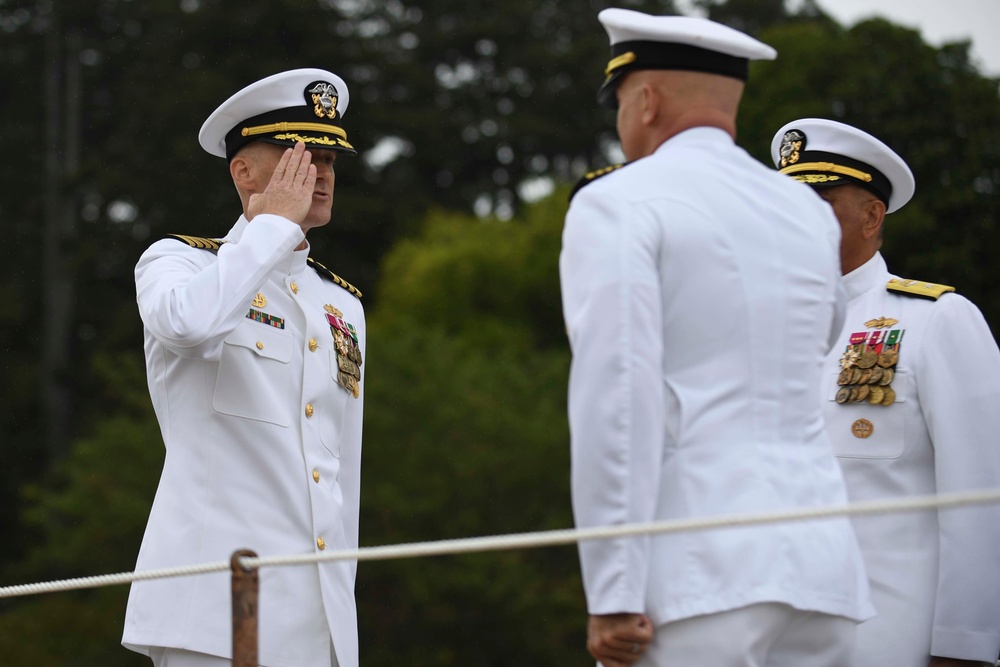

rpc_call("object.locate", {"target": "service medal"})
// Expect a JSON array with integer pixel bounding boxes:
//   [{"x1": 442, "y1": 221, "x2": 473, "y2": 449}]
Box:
[
  {"x1": 880, "y1": 386, "x2": 896, "y2": 406},
  {"x1": 326, "y1": 308, "x2": 363, "y2": 398},
  {"x1": 857, "y1": 347, "x2": 877, "y2": 369},
  {"x1": 835, "y1": 324, "x2": 904, "y2": 409}
]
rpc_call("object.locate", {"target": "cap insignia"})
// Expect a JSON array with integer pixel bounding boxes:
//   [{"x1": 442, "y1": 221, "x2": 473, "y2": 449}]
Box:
[
  {"x1": 779, "y1": 129, "x2": 805, "y2": 168},
  {"x1": 307, "y1": 81, "x2": 339, "y2": 120}
]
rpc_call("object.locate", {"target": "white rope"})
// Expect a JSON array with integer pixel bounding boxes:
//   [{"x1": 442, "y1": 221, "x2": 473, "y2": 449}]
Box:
[
  {"x1": 243, "y1": 487, "x2": 1000, "y2": 568},
  {"x1": 2, "y1": 487, "x2": 999, "y2": 600},
  {"x1": 0, "y1": 560, "x2": 231, "y2": 599}
]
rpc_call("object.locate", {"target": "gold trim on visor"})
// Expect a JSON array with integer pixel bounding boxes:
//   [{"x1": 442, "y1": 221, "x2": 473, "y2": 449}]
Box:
[
  {"x1": 605, "y1": 51, "x2": 637, "y2": 76},
  {"x1": 779, "y1": 161, "x2": 873, "y2": 183},
  {"x1": 272, "y1": 133, "x2": 355, "y2": 151},
  {"x1": 241, "y1": 121, "x2": 348, "y2": 140}
]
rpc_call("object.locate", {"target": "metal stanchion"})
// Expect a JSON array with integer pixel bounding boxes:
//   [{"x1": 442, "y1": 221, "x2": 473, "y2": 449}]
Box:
[{"x1": 231, "y1": 549, "x2": 259, "y2": 667}]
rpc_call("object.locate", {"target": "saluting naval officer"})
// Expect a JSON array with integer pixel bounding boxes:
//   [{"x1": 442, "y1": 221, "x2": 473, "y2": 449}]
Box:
[
  {"x1": 122, "y1": 69, "x2": 366, "y2": 667},
  {"x1": 559, "y1": 9, "x2": 873, "y2": 667},
  {"x1": 770, "y1": 118, "x2": 1000, "y2": 667}
]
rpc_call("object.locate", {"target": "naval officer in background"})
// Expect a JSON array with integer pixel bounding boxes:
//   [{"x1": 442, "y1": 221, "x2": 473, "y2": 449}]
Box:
[
  {"x1": 123, "y1": 69, "x2": 366, "y2": 667},
  {"x1": 771, "y1": 118, "x2": 1000, "y2": 667},
  {"x1": 559, "y1": 9, "x2": 872, "y2": 667}
]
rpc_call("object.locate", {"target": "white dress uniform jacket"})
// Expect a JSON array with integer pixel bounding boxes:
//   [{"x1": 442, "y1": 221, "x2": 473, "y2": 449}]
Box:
[
  {"x1": 826, "y1": 252, "x2": 1000, "y2": 665},
  {"x1": 560, "y1": 127, "x2": 872, "y2": 626},
  {"x1": 123, "y1": 213, "x2": 365, "y2": 667}
]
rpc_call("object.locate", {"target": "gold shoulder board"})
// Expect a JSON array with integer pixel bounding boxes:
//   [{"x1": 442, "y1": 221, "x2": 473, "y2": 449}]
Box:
[
  {"x1": 569, "y1": 163, "x2": 625, "y2": 202},
  {"x1": 166, "y1": 234, "x2": 225, "y2": 252},
  {"x1": 308, "y1": 258, "x2": 363, "y2": 299},
  {"x1": 887, "y1": 277, "x2": 956, "y2": 300}
]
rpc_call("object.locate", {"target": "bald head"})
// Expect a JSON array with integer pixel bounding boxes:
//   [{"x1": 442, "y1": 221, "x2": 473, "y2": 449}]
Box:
[{"x1": 614, "y1": 69, "x2": 745, "y2": 161}]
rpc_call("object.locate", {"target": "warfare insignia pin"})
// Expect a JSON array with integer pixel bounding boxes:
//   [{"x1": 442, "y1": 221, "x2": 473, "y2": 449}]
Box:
[
  {"x1": 778, "y1": 129, "x2": 805, "y2": 168},
  {"x1": 252, "y1": 292, "x2": 267, "y2": 308},
  {"x1": 307, "y1": 81, "x2": 339, "y2": 120},
  {"x1": 864, "y1": 316, "x2": 899, "y2": 329},
  {"x1": 324, "y1": 304, "x2": 344, "y2": 318}
]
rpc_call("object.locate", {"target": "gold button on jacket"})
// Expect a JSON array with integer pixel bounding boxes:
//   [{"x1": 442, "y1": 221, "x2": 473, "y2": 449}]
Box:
[{"x1": 305, "y1": 403, "x2": 314, "y2": 417}]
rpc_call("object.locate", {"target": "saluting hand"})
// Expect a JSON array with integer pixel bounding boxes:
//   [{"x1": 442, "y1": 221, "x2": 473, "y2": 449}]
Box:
[{"x1": 247, "y1": 142, "x2": 317, "y2": 226}]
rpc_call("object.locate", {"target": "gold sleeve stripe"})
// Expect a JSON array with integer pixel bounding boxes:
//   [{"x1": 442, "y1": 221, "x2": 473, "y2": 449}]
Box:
[
  {"x1": 779, "y1": 161, "x2": 873, "y2": 183},
  {"x1": 169, "y1": 234, "x2": 223, "y2": 250},
  {"x1": 241, "y1": 122, "x2": 348, "y2": 140},
  {"x1": 605, "y1": 51, "x2": 637, "y2": 76}
]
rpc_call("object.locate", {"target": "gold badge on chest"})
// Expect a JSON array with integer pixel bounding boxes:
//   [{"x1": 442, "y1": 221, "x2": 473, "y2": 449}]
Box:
[
  {"x1": 836, "y1": 317, "x2": 903, "y2": 407},
  {"x1": 851, "y1": 419, "x2": 874, "y2": 438},
  {"x1": 325, "y1": 305, "x2": 362, "y2": 398}
]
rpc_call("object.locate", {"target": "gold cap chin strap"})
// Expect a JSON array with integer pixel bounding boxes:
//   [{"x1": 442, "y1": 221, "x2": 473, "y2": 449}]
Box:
[{"x1": 241, "y1": 121, "x2": 348, "y2": 140}]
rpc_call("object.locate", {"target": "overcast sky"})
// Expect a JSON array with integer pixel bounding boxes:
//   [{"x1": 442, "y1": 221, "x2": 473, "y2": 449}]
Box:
[
  {"x1": 676, "y1": 0, "x2": 1000, "y2": 76},
  {"x1": 814, "y1": 0, "x2": 1000, "y2": 76}
]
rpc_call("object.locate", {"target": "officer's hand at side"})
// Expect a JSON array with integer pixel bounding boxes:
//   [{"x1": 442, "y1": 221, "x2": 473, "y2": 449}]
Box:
[
  {"x1": 247, "y1": 142, "x2": 316, "y2": 225},
  {"x1": 587, "y1": 613, "x2": 654, "y2": 667}
]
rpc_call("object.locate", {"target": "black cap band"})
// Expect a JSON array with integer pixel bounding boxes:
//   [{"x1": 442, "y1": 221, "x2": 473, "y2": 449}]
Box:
[{"x1": 598, "y1": 39, "x2": 749, "y2": 107}]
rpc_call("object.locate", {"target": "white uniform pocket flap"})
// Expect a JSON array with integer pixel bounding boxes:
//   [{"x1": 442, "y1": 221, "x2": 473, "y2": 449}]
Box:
[{"x1": 224, "y1": 322, "x2": 292, "y2": 363}]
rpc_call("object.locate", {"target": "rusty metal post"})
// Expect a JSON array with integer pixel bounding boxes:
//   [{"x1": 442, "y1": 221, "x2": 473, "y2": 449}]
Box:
[{"x1": 231, "y1": 549, "x2": 259, "y2": 667}]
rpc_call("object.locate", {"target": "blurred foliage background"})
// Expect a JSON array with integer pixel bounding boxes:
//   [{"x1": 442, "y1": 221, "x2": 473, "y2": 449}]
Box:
[{"x1": 0, "y1": 0, "x2": 997, "y2": 664}]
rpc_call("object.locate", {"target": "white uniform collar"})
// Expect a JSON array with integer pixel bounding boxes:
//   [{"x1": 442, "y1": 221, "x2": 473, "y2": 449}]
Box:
[
  {"x1": 656, "y1": 126, "x2": 734, "y2": 154},
  {"x1": 223, "y1": 215, "x2": 310, "y2": 276},
  {"x1": 842, "y1": 252, "x2": 889, "y2": 301}
]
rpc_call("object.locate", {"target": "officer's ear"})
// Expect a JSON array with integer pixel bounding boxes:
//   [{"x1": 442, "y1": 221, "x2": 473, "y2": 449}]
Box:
[
  {"x1": 230, "y1": 153, "x2": 254, "y2": 190},
  {"x1": 860, "y1": 197, "x2": 886, "y2": 241}
]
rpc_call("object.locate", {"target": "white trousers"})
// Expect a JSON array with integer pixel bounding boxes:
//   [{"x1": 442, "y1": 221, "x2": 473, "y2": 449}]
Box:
[
  {"x1": 149, "y1": 648, "x2": 234, "y2": 667},
  {"x1": 149, "y1": 644, "x2": 340, "y2": 667},
  {"x1": 632, "y1": 603, "x2": 856, "y2": 667}
]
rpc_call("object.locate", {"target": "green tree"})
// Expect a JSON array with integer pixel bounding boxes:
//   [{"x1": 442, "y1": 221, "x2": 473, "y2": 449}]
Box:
[
  {"x1": 356, "y1": 193, "x2": 581, "y2": 665},
  {"x1": 0, "y1": 192, "x2": 584, "y2": 665},
  {"x1": 0, "y1": 0, "x2": 678, "y2": 574},
  {"x1": 4, "y1": 2, "x2": 1000, "y2": 664},
  {"x1": 0, "y1": 353, "x2": 161, "y2": 666},
  {"x1": 738, "y1": 18, "x2": 1000, "y2": 336}
]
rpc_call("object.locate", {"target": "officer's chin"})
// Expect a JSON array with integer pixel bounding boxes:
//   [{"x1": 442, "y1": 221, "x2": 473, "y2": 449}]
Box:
[{"x1": 302, "y1": 207, "x2": 333, "y2": 232}]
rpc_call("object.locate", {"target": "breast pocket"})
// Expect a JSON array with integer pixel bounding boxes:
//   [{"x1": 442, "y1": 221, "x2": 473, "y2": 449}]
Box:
[
  {"x1": 213, "y1": 323, "x2": 294, "y2": 426},
  {"x1": 825, "y1": 367, "x2": 910, "y2": 459}
]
